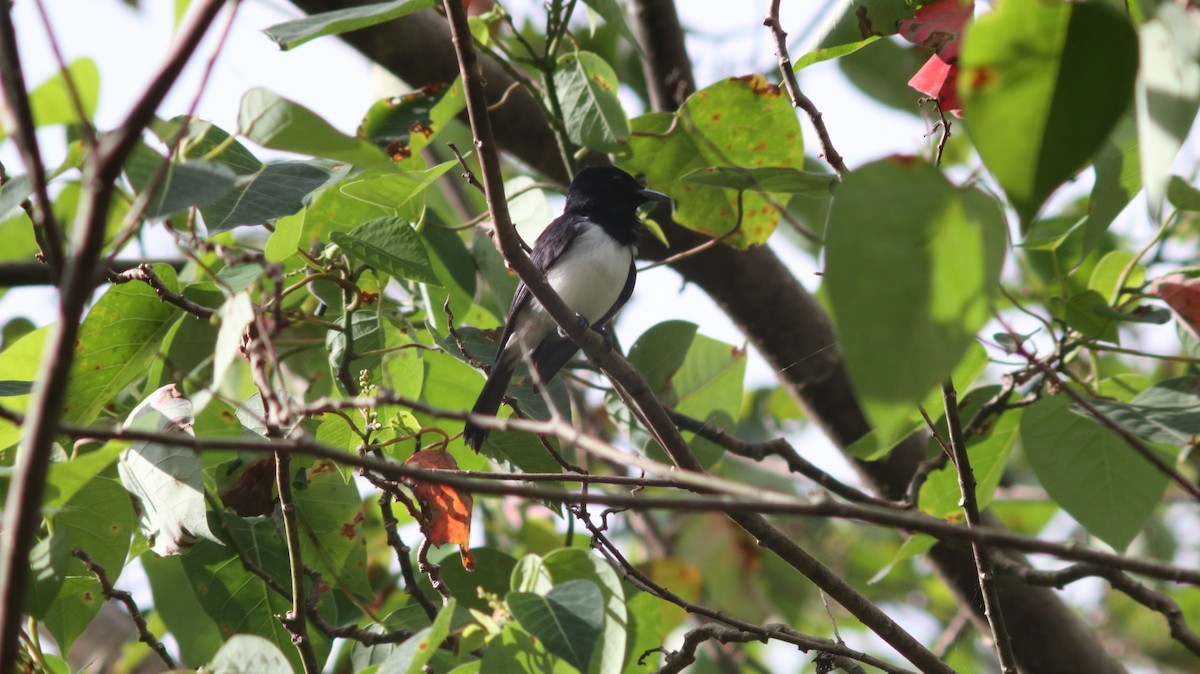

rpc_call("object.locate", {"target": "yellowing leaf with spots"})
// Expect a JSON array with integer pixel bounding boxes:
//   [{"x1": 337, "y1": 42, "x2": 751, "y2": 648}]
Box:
[{"x1": 621, "y1": 75, "x2": 804, "y2": 248}]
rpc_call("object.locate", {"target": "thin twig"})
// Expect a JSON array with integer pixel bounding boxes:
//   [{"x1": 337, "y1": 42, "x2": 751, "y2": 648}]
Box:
[
  {"x1": 274, "y1": 450, "x2": 320, "y2": 674},
  {"x1": 8, "y1": 405, "x2": 1200, "y2": 586},
  {"x1": 1000, "y1": 316, "x2": 1200, "y2": 502},
  {"x1": 763, "y1": 0, "x2": 847, "y2": 176},
  {"x1": 667, "y1": 408, "x2": 900, "y2": 509},
  {"x1": 994, "y1": 559, "x2": 1200, "y2": 657},
  {"x1": 0, "y1": 0, "x2": 66, "y2": 273},
  {"x1": 379, "y1": 492, "x2": 439, "y2": 621},
  {"x1": 941, "y1": 381, "x2": 1015, "y2": 673},
  {"x1": 71, "y1": 548, "x2": 176, "y2": 669},
  {"x1": 109, "y1": 263, "x2": 216, "y2": 318}
]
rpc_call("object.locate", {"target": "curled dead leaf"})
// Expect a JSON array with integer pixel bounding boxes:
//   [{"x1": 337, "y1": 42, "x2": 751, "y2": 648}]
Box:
[{"x1": 404, "y1": 450, "x2": 474, "y2": 569}]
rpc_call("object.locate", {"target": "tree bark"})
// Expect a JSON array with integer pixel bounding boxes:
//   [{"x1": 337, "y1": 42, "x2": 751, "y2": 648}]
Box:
[{"x1": 284, "y1": 2, "x2": 1127, "y2": 671}]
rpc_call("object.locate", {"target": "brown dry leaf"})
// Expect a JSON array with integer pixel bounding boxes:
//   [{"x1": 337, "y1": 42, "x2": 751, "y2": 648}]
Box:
[
  {"x1": 219, "y1": 457, "x2": 277, "y2": 517},
  {"x1": 1151, "y1": 274, "x2": 1200, "y2": 339},
  {"x1": 404, "y1": 450, "x2": 474, "y2": 569}
]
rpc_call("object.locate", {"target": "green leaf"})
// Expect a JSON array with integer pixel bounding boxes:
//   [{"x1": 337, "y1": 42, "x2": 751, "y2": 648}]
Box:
[
  {"x1": 795, "y1": 35, "x2": 882, "y2": 71},
  {"x1": 263, "y1": 0, "x2": 438, "y2": 50},
  {"x1": 509, "y1": 580, "x2": 604, "y2": 674},
  {"x1": 309, "y1": 160, "x2": 456, "y2": 240},
  {"x1": 825, "y1": 157, "x2": 1007, "y2": 440},
  {"x1": 238, "y1": 88, "x2": 392, "y2": 168},
  {"x1": 358, "y1": 80, "x2": 465, "y2": 158},
  {"x1": 1135, "y1": 4, "x2": 1200, "y2": 211},
  {"x1": 142, "y1": 550, "x2": 224, "y2": 663},
  {"x1": 330, "y1": 216, "x2": 440, "y2": 285},
  {"x1": 1060, "y1": 289, "x2": 1118, "y2": 343},
  {"x1": 1079, "y1": 114, "x2": 1139, "y2": 259},
  {"x1": 960, "y1": 0, "x2": 1138, "y2": 225},
  {"x1": 627, "y1": 321, "x2": 698, "y2": 396},
  {"x1": 440, "y1": 548, "x2": 518, "y2": 613},
  {"x1": 621, "y1": 76, "x2": 805, "y2": 248},
  {"x1": 202, "y1": 160, "x2": 345, "y2": 233},
  {"x1": 0, "y1": 175, "x2": 32, "y2": 220},
  {"x1": 680, "y1": 166, "x2": 835, "y2": 196},
  {"x1": 1021, "y1": 395, "x2": 1169, "y2": 551},
  {"x1": 542, "y1": 547, "x2": 627, "y2": 674},
  {"x1": 1167, "y1": 174, "x2": 1200, "y2": 211},
  {"x1": 175, "y1": 116, "x2": 263, "y2": 174},
  {"x1": 209, "y1": 634, "x2": 294, "y2": 674},
  {"x1": 65, "y1": 265, "x2": 181, "y2": 425},
  {"x1": 0, "y1": 325, "x2": 50, "y2": 450},
  {"x1": 582, "y1": 0, "x2": 643, "y2": 54},
  {"x1": 1089, "y1": 250, "x2": 1142, "y2": 304},
  {"x1": 1083, "y1": 376, "x2": 1200, "y2": 447},
  {"x1": 0, "y1": 380, "x2": 32, "y2": 396},
  {"x1": 293, "y1": 462, "x2": 370, "y2": 598},
  {"x1": 553, "y1": 51, "x2": 629, "y2": 153},
  {"x1": 480, "y1": 624, "x2": 569, "y2": 673},
  {"x1": 19, "y1": 58, "x2": 100, "y2": 138},
  {"x1": 837, "y1": 38, "x2": 927, "y2": 116},
  {"x1": 178, "y1": 517, "x2": 331, "y2": 672},
  {"x1": 124, "y1": 144, "x2": 238, "y2": 219},
  {"x1": 813, "y1": 0, "x2": 916, "y2": 53},
  {"x1": 378, "y1": 598, "x2": 456, "y2": 674},
  {"x1": 28, "y1": 460, "x2": 133, "y2": 655}
]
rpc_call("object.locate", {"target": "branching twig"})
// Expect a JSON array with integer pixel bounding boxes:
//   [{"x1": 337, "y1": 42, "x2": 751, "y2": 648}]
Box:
[
  {"x1": 941, "y1": 381, "x2": 1015, "y2": 672},
  {"x1": 379, "y1": 492, "x2": 439, "y2": 621},
  {"x1": 994, "y1": 559, "x2": 1200, "y2": 657},
  {"x1": 71, "y1": 548, "x2": 176, "y2": 670},
  {"x1": 1001, "y1": 316, "x2": 1200, "y2": 502},
  {"x1": 274, "y1": 450, "x2": 320, "y2": 674},
  {"x1": 763, "y1": 0, "x2": 847, "y2": 176},
  {"x1": 109, "y1": 263, "x2": 216, "y2": 318},
  {"x1": 667, "y1": 408, "x2": 899, "y2": 509}
]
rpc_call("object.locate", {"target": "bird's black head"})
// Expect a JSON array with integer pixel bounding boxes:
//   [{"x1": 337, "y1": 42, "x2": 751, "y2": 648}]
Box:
[{"x1": 563, "y1": 166, "x2": 670, "y2": 217}]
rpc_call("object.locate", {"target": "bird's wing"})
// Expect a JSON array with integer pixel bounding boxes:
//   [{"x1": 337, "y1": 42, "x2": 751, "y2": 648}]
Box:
[
  {"x1": 594, "y1": 257, "x2": 636, "y2": 328},
  {"x1": 494, "y1": 214, "x2": 581, "y2": 355}
]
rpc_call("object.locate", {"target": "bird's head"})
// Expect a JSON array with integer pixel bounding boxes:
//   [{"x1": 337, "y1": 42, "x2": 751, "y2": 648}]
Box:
[{"x1": 563, "y1": 166, "x2": 671, "y2": 215}]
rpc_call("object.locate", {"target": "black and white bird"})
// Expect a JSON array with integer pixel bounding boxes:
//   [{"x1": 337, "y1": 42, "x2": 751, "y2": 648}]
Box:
[{"x1": 463, "y1": 166, "x2": 670, "y2": 451}]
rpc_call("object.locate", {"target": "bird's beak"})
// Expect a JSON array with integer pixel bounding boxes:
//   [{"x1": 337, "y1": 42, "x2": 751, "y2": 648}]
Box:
[{"x1": 639, "y1": 188, "x2": 671, "y2": 203}]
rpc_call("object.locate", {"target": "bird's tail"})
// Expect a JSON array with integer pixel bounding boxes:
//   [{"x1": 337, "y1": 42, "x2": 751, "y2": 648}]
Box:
[{"x1": 463, "y1": 362, "x2": 515, "y2": 451}]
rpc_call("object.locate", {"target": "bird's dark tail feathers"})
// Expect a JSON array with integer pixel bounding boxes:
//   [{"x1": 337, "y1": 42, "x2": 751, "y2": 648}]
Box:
[{"x1": 464, "y1": 362, "x2": 515, "y2": 451}]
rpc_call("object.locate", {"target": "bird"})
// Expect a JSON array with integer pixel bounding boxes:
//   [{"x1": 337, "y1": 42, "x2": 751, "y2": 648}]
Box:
[{"x1": 463, "y1": 165, "x2": 670, "y2": 451}]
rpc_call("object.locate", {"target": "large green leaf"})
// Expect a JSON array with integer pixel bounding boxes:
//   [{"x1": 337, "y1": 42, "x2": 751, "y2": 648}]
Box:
[
  {"x1": 330, "y1": 216, "x2": 440, "y2": 285},
  {"x1": 509, "y1": 580, "x2": 604, "y2": 674},
  {"x1": 293, "y1": 461, "x2": 370, "y2": 598},
  {"x1": 358, "y1": 79, "x2": 465, "y2": 160},
  {"x1": 65, "y1": 265, "x2": 181, "y2": 425},
  {"x1": 621, "y1": 75, "x2": 805, "y2": 248},
  {"x1": 27, "y1": 452, "x2": 133, "y2": 655},
  {"x1": 1079, "y1": 114, "x2": 1140, "y2": 259},
  {"x1": 202, "y1": 160, "x2": 345, "y2": 233},
  {"x1": 553, "y1": 51, "x2": 629, "y2": 153},
  {"x1": 1083, "y1": 376, "x2": 1200, "y2": 447},
  {"x1": 0, "y1": 324, "x2": 51, "y2": 452},
  {"x1": 238, "y1": 88, "x2": 393, "y2": 168},
  {"x1": 123, "y1": 143, "x2": 238, "y2": 219},
  {"x1": 1135, "y1": 4, "x2": 1200, "y2": 211},
  {"x1": 825, "y1": 157, "x2": 1007, "y2": 441},
  {"x1": 263, "y1": 0, "x2": 438, "y2": 50},
  {"x1": 1, "y1": 58, "x2": 100, "y2": 143},
  {"x1": 959, "y1": 0, "x2": 1137, "y2": 225},
  {"x1": 542, "y1": 548, "x2": 627, "y2": 674},
  {"x1": 1021, "y1": 395, "x2": 1170, "y2": 551}
]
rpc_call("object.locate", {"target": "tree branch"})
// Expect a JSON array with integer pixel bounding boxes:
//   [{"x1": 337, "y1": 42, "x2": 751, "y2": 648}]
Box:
[
  {"x1": 0, "y1": 3, "x2": 229, "y2": 670},
  {"x1": 71, "y1": 548, "x2": 176, "y2": 670}
]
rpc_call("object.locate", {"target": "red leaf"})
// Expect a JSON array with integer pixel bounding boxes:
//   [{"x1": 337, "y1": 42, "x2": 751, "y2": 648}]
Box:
[
  {"x1": 404, "y1": 450, "x2": 474, "y2": 562},
  {"x1": 899, "y1": 0, "x2": 974, "y2": 63},
  {"x1": 908, "y1": 55, "x2": 962, "y2": 116},
  {"x1": 1151, "y1": 274, "x2": 1200, "y2": 339}
]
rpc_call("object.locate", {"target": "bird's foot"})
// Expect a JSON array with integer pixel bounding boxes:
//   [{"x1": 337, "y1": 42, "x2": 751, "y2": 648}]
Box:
[{"x1": 557, "y1": 313, "x2": 590, "y2": 339}]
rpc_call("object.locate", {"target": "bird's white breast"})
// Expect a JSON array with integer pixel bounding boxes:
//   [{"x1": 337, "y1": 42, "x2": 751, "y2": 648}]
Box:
[{"x1": 544, "y1": 225, "x2": 633, "y2": 323}]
